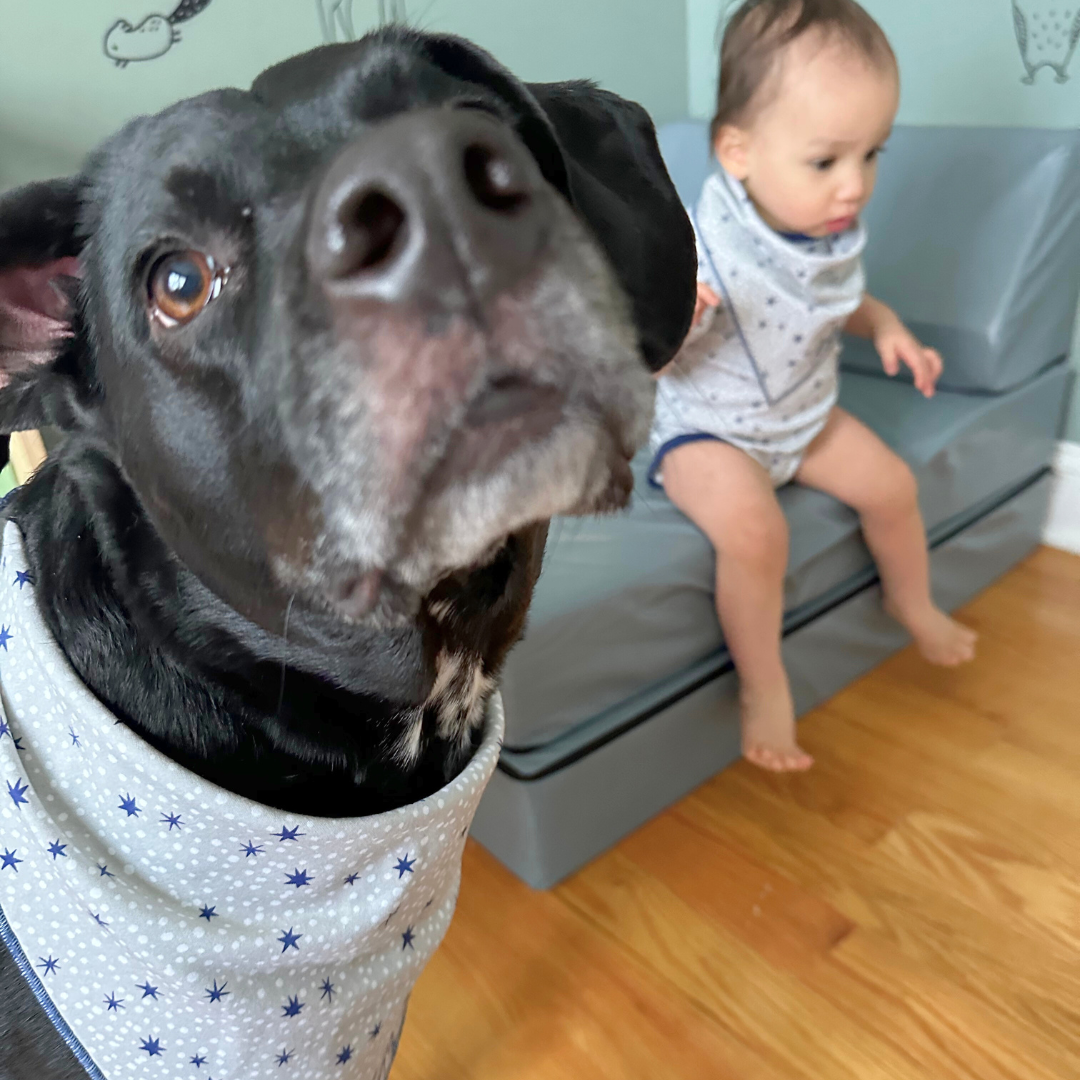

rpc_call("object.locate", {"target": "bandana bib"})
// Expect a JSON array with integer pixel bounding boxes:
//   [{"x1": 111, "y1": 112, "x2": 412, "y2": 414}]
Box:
[{"x1": 0, "y1": 520, "x2": 503, "y2": 1080}]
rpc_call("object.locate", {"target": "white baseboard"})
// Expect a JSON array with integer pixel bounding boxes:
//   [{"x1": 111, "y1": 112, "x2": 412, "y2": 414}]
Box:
[{"x1": 1042, "y1": 441, "x2": 1080, "y2": 555}]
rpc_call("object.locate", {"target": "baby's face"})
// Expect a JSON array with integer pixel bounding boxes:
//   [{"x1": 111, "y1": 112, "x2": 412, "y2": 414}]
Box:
[{"x1": 717, "y1": 35, "x2": 899, "y2": 237}]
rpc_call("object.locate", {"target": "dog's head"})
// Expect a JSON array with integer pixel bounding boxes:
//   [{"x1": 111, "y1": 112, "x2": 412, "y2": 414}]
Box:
[{"x1": 0, "y1": 28, "x2": 693, "y2": 634}]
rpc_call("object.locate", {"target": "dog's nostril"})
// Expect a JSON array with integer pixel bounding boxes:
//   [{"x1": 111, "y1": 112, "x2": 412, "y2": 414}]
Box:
[
  {"x1": 340, "y1": 191, "x2": 407, "y2": 272},
  {"x1": 463, "y1": 144, "x2": 530, "y2": 213}
]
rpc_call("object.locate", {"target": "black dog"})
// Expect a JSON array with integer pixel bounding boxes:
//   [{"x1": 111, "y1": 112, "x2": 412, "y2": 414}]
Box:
[{"x1": 0, "y1": 26, "x2": 693, "y2": 1078}]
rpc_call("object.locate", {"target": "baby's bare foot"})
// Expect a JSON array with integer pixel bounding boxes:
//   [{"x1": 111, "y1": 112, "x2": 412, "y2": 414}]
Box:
[
  {"x1": 889, "y1": 602, "x2": 977, "y2": 666},
  {"x1": 740, "y1": 682, "x2": 813, "y2": 772}
]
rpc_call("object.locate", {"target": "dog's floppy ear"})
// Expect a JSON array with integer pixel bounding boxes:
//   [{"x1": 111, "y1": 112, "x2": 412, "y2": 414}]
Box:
[
  {"x1": 413, "y1": 33, "x2": 695, "y2": 372},
  {"x1": 525, "y1": 83, "x2": 697, "y2": 372},
  {"x1": 0, "y1": 178, "x2": 84, "y2": 433},
  {"x1": 412, "y1": 33, "x2": 572, "y2": 201}
]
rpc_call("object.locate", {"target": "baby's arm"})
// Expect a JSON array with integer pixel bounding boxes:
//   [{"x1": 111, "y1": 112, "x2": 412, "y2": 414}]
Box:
[{"x1": 845, "y1": 294, "x2": 943, "y2": 398}]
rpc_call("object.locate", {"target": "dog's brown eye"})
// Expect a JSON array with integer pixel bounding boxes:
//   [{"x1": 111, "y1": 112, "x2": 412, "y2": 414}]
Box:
[{"x1": 148, "y1": 250, "x2": 222, "y2": 326}]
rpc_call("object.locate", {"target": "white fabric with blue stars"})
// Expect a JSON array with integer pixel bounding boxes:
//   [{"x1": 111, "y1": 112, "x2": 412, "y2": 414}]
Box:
[
  {"x1": 0, "y1": 520, "x2": 504, "y2": 1080},
  {"x1": 651, "y1": 167, "x2": 867, "y2": 487}
]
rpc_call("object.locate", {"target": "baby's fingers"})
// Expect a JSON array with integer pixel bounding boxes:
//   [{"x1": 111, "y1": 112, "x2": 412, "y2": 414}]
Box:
[
  {"x1": 894, "y1": 341, "x2": 931, "y2": 397},
  {"x1": 912, "y1": 358, "x2": 934, "y2": 397},
  {"x1": 912, "y1": 348, "x2": 941, "y2": 398},
  {"x1": 924, "y1": 347, "x2": 944, "y2": 387},
  {"x1": 692, "y1": 285, "x2": 720, "y2": 327},
  {"x1": 879, "y1": 341, "x2": 901, "y2": 377},
  {"x1": 698, "y1": 283, "x2": 720, "y2": 307}
]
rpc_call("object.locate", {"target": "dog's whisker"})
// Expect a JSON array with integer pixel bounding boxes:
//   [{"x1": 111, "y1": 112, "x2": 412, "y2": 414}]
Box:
[{"x1": 276, "y1": 593, "x2": 295, "y2": 721}]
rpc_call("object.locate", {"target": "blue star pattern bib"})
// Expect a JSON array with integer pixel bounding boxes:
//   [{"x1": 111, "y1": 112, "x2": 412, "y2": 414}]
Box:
[
  {"x1": 650, "y1": 168, "x2": 866, "y2": 486},
  {"x1": 0, "y1": 520, "x2": 504, "y2": 1080}
]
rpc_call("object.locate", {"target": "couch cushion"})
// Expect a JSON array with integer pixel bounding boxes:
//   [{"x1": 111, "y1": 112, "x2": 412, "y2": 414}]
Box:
[
  {"x1": 499, "y1": 362, "x2": 1069, "y2": 750},
  {"x1": 656, "y1": 122, "x2": 1080, "y2": 394}
]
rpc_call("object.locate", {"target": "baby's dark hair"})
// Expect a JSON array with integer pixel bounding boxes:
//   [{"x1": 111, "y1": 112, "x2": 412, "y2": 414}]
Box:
[{"x1": 710, "y1": 0, "x2": 896, "y2": 143}]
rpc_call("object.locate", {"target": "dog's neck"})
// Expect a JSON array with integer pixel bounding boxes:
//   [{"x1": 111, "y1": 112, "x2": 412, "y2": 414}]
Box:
[{"x1": 9, "y1": 442, "x2": 542, "y2": 817}]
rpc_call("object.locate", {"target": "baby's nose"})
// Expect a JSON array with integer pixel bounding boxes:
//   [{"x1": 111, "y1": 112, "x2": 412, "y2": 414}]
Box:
[{"x1": 837, "y1": 166, "x2": 867, "y2": 204}]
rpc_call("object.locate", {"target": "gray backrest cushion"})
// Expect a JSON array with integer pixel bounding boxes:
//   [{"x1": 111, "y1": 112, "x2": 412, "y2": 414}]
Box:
[{"x1": 656, "y1": 121, "x2": 1080, "y2": 394}]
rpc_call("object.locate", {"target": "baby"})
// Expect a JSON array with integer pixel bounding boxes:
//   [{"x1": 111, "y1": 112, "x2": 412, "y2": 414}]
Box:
[{"x1": 652, "y1": 0, "x2": 977, "y2": 772}]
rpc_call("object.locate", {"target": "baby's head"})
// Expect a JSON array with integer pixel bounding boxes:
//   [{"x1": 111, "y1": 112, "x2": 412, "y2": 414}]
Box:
[{"x1": 711, "y1": 0, "x2": 898, "y2": 237}]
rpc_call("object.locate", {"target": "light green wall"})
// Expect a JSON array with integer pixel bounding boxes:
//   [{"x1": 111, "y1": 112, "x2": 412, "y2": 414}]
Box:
[
  {"x1": 860, "y1": 0, "x2": 1080, "y2": 129},
  {"x1": 686, "y1": 0, "x2": 1080, "y2": 437},
  {"x1": 0, "y1": 0, "x2": 687, "y2": 189}
]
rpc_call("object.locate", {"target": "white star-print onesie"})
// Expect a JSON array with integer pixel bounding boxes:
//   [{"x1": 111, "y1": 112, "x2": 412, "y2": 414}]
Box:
[
  {"x1": 650, "y1": 167, "x2": 867, "y2": 487},
  {"x1": 0, "y1": 520, "x2": 504, "y2": 1080}
]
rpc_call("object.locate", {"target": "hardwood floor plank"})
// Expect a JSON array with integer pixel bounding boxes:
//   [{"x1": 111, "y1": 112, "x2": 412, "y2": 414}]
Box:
[
  {"x1": 560, "y1": 851, "x2": 908, "y2": 1080},
  {"x1": 679, "y1": 776, "x2": 1080, "y2": 1059},
  {"x1": 395, "y1": 844, "x2": 778, "y2": 1080},
  {"x1": 821, "y1": 929, "x2": 1077, "y2": 1080},
  {"x1": 876, "y1": 810, "x2": 1080, "y2": 954}
]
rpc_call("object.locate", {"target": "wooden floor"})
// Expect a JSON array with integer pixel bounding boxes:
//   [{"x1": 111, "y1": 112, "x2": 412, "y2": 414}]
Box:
[{"x1": 393, "y1": 546, "x2": 1080, "y2": 1080}]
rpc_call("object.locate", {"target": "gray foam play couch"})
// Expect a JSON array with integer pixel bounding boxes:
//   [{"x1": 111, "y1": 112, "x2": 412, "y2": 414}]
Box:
[{"x1": 471, "y1": 123, "x2": 1080, "y2": 889}]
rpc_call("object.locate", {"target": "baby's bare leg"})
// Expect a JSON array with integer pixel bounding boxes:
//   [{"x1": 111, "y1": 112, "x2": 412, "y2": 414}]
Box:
[
  {"x1": 796, "y1": 408, "x2": 977, "y2": 666},
  {"x1": 663, "y1": 440, "x2": 812, "y2": 771}
]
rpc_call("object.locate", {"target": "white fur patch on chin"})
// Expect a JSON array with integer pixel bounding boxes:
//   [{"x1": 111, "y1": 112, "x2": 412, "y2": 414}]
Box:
[
  {"x1": 395, "y1": 419, "x2": 616, "y2": 590},
  {"x1": 392, "y1": 642, "x2": 493, "y2": 768},
  {"x1": 392, "y1": 706, "x2": 425, "y2": 767},
  {"x1": 425, "y1": 646, "x2": 494, "y2": 748}
]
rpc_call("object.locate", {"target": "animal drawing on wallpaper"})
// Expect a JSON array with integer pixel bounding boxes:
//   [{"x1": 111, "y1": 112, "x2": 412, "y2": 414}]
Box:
[
  {"x1": 319, "y1": 0, "x2": 355, "y2": 42},
  {"x1": 318, "y1": 0, "x2": 408, "y2": 43},
  {"x1": 1012, "y1": 1, "x2": 1080, "y2": 82},
  {"x1": 104, "y1": 0, "x2": 215, "y2": 67}
]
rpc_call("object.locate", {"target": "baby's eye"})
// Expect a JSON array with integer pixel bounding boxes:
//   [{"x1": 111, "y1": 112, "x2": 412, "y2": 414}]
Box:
[
  {"x1": 811, "y1": 158, "x2": 836, "y2": 172},
  {"x1": 865, "y1": 146, "x2": 885, "y2": 162}
]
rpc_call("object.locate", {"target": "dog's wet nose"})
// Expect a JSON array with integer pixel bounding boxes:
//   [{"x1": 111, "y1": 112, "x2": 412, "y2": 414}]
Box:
[{"x1": 307, "y1": 109, "x2": 551, "y2": 312}]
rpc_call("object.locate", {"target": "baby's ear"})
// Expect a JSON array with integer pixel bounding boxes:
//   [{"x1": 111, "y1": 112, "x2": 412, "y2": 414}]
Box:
[
  {"x1": 714, "y1": 125, "x2": 750, "y2": 181},
  {"x1": 0, "y1": 178, "x2": 84, "y2": 432}
]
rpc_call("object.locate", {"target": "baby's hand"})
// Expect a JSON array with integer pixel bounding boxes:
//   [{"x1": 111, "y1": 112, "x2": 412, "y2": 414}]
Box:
[
  {"x1": 875, "y1": 316, "x2": 943, "y2": 398},
  {"x1": 693, "y1": 282, "x2": 720, "y2": 327},
  {"x1": 654, "y1": 282, "x2": 722, "y2": 379}
]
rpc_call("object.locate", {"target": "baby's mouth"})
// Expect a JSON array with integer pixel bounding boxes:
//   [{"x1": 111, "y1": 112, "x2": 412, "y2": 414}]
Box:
[{"x1": 824, "y1": 215, "x2": 856, "y2": 233}]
